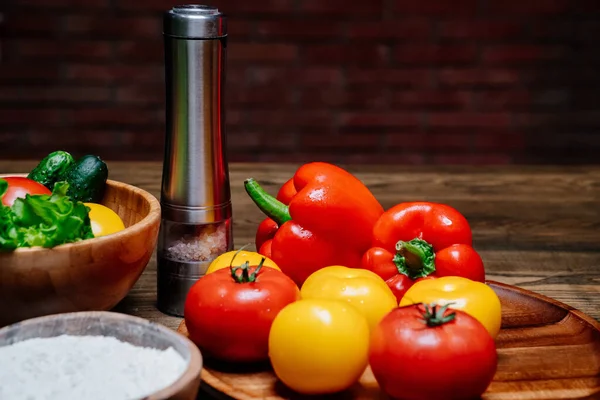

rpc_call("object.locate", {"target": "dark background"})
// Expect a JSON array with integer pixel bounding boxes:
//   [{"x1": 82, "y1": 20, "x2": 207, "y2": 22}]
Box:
[{"x1": 1, "y1": 0, "x2": 599, "y2": 164}]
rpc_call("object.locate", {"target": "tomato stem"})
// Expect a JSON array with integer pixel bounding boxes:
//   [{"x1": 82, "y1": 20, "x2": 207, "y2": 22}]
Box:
[
  {"x1": 420, "y1": 303, "x2": 456, "y2": 327},
  {"x1": 230, "y1": 256, "x2": 266, "y2": 284},
  {"x1": 228, "y1": 244, "x2": 252, "y2": 269},
  {"x1": 251, "y1": 257, "x2": 265, "y2": 277},
  {"x1": 393, "y1": 238, "x2": 436, "y2": 280}
]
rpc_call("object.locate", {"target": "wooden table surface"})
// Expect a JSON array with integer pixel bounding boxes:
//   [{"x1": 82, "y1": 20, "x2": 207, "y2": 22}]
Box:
[{"x1": 2, "y1": 161, "x2": 599, "y2": 328}]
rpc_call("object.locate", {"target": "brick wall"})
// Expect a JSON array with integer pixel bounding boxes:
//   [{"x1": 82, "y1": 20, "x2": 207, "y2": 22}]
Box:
[{"x1": 1, "y1": 0, "x2": 599, "y2": 164}]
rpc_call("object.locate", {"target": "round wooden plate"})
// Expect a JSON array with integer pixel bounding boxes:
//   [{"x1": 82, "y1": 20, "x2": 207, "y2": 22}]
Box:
[{"x1": 178, "y1": 281, "x2": 600, "y2": 400}]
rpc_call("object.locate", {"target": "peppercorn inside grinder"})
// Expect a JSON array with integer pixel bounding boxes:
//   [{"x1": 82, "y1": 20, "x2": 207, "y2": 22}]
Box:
[{"x1": 157, "y1": 5, "x2": 233, "y2": 317}]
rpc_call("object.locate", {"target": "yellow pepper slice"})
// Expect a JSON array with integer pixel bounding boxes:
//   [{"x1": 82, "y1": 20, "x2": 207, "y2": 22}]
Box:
[{"x1": 84, "y1": 203, "x2": 125, "y2": 238}]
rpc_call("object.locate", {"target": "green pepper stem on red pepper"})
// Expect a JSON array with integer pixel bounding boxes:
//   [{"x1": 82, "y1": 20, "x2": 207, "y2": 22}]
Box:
[
  {"x1": 393, "y1": 238, "x2": 436, "y2": 280},
  {"x1": 245, "y1": 178, "x2": 292, "y2": 226},
  {"x1": 245, "y1": 162, "x2": 384, "y2": 286},
  {"x1": 253, "y1": 177, "x2": 297, "y2": 257}
]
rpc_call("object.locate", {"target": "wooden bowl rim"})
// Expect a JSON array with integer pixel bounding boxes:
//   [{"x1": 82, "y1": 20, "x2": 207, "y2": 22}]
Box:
[
  {"x1": 0, "y1": 310, "x2": 203, "y2": 400},
  {"x1": 487, "y1": 280, "x2": 600, "y2": 331},
  {"x1": 0, "y1": 174, "x2": 161, "y2": 255}
]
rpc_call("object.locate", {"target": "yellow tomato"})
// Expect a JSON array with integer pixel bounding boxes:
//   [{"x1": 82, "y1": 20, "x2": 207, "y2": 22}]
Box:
[
  {"x1": 84, "y1": 203, "x2": 125, "y2": 237},
  {"x1": 400, "y1": 276, "x2": 502, "y2": 338},
  {"x1": 205, "y1": 250, "x2": 280, "y2": 275},
  {"x1": 268, "y1": 299, "x2": 370, "y2": 395},
  {"x1": 300, "y1": 265, "x2": 397, "y2": 332}
]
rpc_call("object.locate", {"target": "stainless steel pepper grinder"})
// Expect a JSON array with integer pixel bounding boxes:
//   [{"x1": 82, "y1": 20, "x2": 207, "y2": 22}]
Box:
[{"x1": 157, "y1": 5, "x2": 233, "y2": 317}]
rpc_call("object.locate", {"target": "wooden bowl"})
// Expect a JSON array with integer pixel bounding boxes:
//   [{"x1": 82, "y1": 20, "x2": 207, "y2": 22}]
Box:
[
  {"x1": 0, "y1": 311, "x2": 203, "y2": 400},
  {"x1": 0, "y1": 176, "x2": 161, "y2": 327}
]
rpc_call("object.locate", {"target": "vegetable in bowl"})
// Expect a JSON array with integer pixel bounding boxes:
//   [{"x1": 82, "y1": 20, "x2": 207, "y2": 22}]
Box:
[
  {"x1": 27, "y1": 150, "x2": 75, "y2": 190},
  {"x1": 28, "y1": 151, "x2": 109, "y2": 203},
  {"x1": 0, "y1": 149, "x2": 122, "y2": 251},
  {"x1": 0, "y1": 177, "x2": 51, "y2": 207},
  {"x1": 0, "y1": 180, "x2": 94, "y2": 251}
]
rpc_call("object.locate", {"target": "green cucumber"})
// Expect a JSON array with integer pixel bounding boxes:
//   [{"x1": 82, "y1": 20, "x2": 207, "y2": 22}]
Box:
[
  {"x1": 28, "y1": 150, "x2": 75, "y2": 190},
  {"x1": 63, "y1": 155, "x2": 109, "y2": 203}
]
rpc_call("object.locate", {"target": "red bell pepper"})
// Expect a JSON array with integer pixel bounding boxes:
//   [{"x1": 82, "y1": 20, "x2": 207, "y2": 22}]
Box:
[
  {"x1": 362, "y1": 201, "x2": 485, "y2": 302},
  {"x1": 246, "y1": 162, "x2": 384, "y2": 286},
  {"x1": 254, "y1": 178, "x2": 297, "y2": 257}
]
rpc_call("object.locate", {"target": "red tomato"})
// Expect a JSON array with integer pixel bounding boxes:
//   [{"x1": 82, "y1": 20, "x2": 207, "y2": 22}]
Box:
[
  {"x1": 184, "y1": 262, "x2": 300, "y2": 363},
  {"x1": 1, "y1": 177, "x2": 51, "y2": 207},
  {"x1": 369, "y1": 303, "x2": 497, "y2": 400}
]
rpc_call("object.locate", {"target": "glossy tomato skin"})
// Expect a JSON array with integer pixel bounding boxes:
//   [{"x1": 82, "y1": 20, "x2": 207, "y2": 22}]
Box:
[
  {"x1": 1, "y1": 177, "x2": 51, "y2": 207},
  {"x1": 184, "y1": 266, "x2": 300, "y2": 363},
  {"x1": 369, "y1": 304, "x2": 497, "y2": 400},
  {"x1": 400, "y1": 277, "x2": 502, "y2": 338}
]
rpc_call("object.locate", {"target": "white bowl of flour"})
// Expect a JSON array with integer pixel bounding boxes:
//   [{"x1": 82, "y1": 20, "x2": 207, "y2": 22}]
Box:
[{"x1": 0, "y1": 311, "x2": 203, "y2": 400}]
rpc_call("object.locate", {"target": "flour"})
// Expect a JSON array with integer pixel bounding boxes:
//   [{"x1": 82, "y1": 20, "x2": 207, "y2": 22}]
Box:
[{"x1": 0, "y1": 335, "x2": 188, "y2": 400}]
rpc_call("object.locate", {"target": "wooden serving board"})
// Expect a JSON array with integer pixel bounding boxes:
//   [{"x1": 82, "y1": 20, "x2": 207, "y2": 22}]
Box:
[{"x1": 178, "y1": 281, "x2": 600, "y2": 400}]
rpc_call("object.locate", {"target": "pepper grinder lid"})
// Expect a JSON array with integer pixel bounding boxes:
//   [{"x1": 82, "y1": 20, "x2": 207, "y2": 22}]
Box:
[{"x1": 163, "y1": 5, "x2": 227, "y2": 39}]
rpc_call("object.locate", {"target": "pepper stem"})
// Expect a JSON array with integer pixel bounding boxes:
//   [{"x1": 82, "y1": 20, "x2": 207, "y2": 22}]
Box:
[
  {"x1": 393, "y1": 238, "x2": 436, "y2": 280},
  {"x1": 420, "y1": 303, "x2": 456, "y2": 327},
  {"x1": 244, "y1": 178, "x2": 292, "y2": 226}
]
